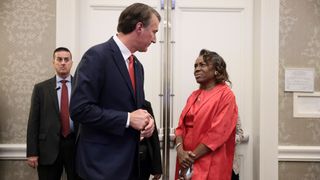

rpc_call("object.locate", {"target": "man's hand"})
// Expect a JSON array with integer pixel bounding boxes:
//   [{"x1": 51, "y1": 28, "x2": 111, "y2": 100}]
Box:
[
  {"x1": 130, "y1": 109, "x2": 152, "y2": 131},
  {"x1": 27, "y1": 156, "x2": 38, "y2": 168},
  {"x1": 140, "y1": 115, "x2": 154, "y2": 138}
]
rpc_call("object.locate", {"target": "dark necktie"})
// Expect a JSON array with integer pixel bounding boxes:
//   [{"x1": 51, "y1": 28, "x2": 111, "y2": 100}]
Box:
[
  {"x1": 60, "y1": 80, "x2": 70, "y2": 137},
  {"x1": 128, "y1": 55, "x2": 136, "y2": 94}
]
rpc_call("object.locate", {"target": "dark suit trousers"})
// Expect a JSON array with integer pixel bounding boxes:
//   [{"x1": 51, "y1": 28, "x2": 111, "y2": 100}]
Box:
[{"x1": 37, "y1": 133, "x2": 77, "y2": 180}]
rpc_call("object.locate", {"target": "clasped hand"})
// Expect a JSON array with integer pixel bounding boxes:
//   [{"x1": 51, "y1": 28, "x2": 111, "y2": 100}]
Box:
[
  {"x1": 130, "y1": 109, "x2": 154, "y2": 138},
  {"x1": 177, "y1": 148, "x2": 195, "y2": 180},
  {"x1": 177, "y1": 149, "x2": 195, "y2": 168}
]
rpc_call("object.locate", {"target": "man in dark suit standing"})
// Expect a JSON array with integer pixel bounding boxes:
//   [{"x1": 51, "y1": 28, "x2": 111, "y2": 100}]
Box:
[
  {"x1": 139, "y1": 100, "x2": 162, "y2": 180},
  {"x1": 27, "y1": 47, "x2": 78, "y2": 180},
  {"x1": 70, "y1": 3, "x2": 161, "y2": 180}
]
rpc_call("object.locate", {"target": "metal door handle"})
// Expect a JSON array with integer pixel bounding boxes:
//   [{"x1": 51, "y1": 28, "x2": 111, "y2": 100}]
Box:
[
  {"x1": 161, "y1": 0, "x2": 164, "y2": 10},
  {"x1": 171, "y1": 0, "x2": 175, "y2": 10}
]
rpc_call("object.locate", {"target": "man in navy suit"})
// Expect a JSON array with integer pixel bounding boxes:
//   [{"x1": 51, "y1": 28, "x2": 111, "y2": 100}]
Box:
[{"x1": 70, "y1": 3, "x2": 161, "y2": 180}]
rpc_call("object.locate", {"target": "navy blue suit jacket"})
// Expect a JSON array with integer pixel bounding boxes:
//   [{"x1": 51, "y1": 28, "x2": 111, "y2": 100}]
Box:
[{"x1": 70, "y1": 37, "x2": 145, "y2": 180}]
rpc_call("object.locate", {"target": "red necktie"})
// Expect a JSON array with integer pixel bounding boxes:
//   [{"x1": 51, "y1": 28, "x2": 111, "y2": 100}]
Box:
[
  {"x1": 60, "y1": 80, "x2": 70, "y2": 137},
  {"x1": 128, "y1": 55, "x2": 136, "y2": 94}
]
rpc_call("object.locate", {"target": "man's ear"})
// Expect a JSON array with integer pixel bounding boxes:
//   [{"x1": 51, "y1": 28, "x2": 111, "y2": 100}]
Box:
[{"x1": 135, "y1": 22, "x2": 144, "y2": 32}]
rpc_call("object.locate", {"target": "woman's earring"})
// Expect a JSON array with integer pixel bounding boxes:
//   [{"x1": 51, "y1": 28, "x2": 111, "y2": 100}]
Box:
[{"x1": 215, "y1": 71, "x2": 218, "y2": 75}]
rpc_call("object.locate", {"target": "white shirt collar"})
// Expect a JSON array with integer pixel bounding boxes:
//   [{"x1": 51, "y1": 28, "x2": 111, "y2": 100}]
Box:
[
  {"x1": 56, "y1": 75, "x2": 71, "y2": 89},
  {"x1": 113, "y1": 34, "x2": 132, "y2": 61},
  {"x1": 56, "y1": 75, "x2": 71, "y2": 82}
]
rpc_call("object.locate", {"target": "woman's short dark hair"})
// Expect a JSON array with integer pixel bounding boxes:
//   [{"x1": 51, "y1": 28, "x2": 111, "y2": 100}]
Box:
[
  {"x1": 117, "y1": 3, "x2": 161, "y2": 34},
  {"x1": 199, "y1": 49, "x2": 231, "y2": 85}
]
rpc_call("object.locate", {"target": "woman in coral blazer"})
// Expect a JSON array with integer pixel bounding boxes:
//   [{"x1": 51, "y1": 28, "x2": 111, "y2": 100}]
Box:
[{"x1": 175, "y1": 49, "x2": 238, "y2": 180}]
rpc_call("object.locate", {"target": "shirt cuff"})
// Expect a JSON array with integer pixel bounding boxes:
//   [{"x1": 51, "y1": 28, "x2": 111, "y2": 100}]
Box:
[{"x1": 126, "y1": 112, "x2": 130, "y2": 128}]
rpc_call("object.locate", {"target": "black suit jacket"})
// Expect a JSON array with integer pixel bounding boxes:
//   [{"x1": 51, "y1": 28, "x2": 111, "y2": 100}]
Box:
[
  {"x1": 26, "y1": 76, "x2": 78, "y2": 165},
  {"x1": 140, "y1": 100, "x2": 162, "y2": 176},
  {"x1": 70, "y1": 37, "x2": 145, "y2": 180}
]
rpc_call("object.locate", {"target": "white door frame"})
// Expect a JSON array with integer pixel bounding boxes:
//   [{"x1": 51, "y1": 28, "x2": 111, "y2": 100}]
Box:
[{"x1": 253, "y1": 0, "x2": 279, "y2": 179}]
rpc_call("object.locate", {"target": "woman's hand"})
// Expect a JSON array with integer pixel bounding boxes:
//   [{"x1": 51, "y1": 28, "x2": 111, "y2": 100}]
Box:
[{"x1": 177, "y1": 147, "x2": 195, "y2": 169}]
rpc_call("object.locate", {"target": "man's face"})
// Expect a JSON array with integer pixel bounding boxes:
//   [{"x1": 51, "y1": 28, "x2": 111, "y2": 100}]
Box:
[
  {"x1": 52, "y1": 51, "x2": 73, "y2": 78},
  {"x1": 137, "y1": 14, "x2": 160, "y2": 52}
]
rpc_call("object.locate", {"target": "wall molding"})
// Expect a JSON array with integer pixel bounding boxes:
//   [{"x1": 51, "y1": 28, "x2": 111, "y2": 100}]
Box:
[
  {"x1": 1, "y1": 144, "x2": 320, "y2": 161},
  {"x1": 278, "y1": 146, "x2": 320, "y2": 162},
  {"x1": 0, "y1": 144, "x2": 26, "y2": 160}
]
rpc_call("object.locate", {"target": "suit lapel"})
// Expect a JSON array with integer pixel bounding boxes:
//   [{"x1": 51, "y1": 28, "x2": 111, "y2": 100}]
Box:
[
  {"x1": 109, "y1": 38, "x2": 136, "y2": 100},
  {"x1": 48, "y1": 77, "x2": 59, "y2": 115},
  {"x1": 133, "y1": 55, "x2": 144, "y2": 107}
]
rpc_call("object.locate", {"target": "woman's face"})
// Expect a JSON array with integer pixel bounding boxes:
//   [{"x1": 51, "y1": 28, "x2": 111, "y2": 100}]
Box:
[{"x1": 194, "y1": 55, "x2": 215, "y2": 85}]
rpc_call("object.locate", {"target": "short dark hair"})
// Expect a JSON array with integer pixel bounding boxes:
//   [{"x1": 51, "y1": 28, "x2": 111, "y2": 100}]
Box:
[
  {"x1": 53, "y1": 47, "x2": 72, "y2": 59},
  {"x1": 117, "y1": 3, "x2": 161, "y2": 34},
  {"x1": 199, "y1": 49, "x2": 231, "y2": 85}
]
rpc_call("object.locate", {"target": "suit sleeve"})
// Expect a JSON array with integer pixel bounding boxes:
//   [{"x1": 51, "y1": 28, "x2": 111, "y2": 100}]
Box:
[{"x1": 26, "y1": 85, "x2": 40, "y2": 157}]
